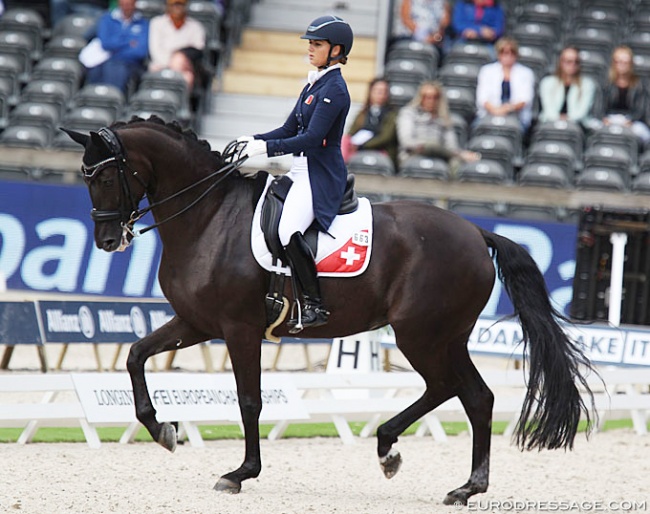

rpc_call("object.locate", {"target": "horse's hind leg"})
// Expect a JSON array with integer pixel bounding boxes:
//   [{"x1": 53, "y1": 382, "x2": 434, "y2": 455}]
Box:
[
  {"x1": 376, "y1": 333, "x2": 461, "y2": 480},
  {"x1": 126, "y1": 316, "x2": 207, "y2": 452},
  {"x1": 443, "y1": 345, "x2": 494, "y2": 506}
]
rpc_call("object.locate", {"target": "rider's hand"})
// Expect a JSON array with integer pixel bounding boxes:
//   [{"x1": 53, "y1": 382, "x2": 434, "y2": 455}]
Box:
[
  {"x1": 237, "y1": 135, "x2": 254, "y2": 143},
  {"x1": 243, "y1": 139, "x2": 267, "y2": 158}
]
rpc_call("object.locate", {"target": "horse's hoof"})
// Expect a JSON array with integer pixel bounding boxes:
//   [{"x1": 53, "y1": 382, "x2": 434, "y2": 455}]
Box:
[
  {"x1": 443, "y1": 492, "x2": 468, "y2": 506},
  {"x1": 157, "y1": 422, "x2": 177, "y2": 453},
  {"x1": 379, "y1": 448, "x2": 402, "y2": 479},
  {"x1": 214, "y1": 477, "x2": 241, "y2": 494}
]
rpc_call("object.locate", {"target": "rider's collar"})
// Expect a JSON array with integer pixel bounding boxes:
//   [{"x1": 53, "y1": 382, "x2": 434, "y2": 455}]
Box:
[{"x1": 307, "y1": 63, "x2": 341, "y2": 88}]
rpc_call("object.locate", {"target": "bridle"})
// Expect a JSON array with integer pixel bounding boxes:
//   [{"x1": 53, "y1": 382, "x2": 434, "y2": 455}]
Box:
[{"x1": 82, "y1": 127, "x2": 248, "y2": 239}]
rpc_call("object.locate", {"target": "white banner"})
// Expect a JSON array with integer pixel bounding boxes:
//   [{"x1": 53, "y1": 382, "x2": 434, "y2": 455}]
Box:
[
  {"x1": 379, "y1": 318, "x2": 650, "y2": 367},
  {"x1": 71, "y1": 373, "x2": 308, "y2": 424}
]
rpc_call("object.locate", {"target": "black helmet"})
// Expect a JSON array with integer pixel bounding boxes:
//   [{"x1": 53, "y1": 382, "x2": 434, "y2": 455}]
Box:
[{"x1": 300, "y1": 15, "x2": 354, "y2": 57}]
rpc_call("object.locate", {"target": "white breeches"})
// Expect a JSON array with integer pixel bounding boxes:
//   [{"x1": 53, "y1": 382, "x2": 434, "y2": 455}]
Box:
[{"x1": 278, "y1": 156, "x2": 314, "y2": 246}]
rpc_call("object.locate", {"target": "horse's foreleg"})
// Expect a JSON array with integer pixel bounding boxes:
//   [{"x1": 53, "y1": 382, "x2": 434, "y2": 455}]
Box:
[
  {"x1": 126, "y1": 316, "x2": 206, "y2": 452},
  {"x1": 214, "y1": 328, "x2": 263, "y2": 494},
  {"x1": 443, "y1": 347, "x2": 494, "y2": 506}
]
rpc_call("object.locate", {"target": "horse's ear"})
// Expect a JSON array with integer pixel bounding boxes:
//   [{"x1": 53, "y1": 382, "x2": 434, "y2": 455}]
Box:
[
  {"x1": 89, "y1": 130, "x2": 107, "y2": 149},
  {"x1": 60, "y1": 127, "x2": 89, "y2": 147}
]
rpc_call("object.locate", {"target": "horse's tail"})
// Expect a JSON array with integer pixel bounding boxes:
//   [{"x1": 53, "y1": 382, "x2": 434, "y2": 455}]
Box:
[{"x1": 480, "y1": 227, "x2": 597, "y2": 451}]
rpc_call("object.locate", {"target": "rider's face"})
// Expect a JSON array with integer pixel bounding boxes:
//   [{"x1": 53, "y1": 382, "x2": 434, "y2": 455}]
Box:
[{"x1": 308, "y1": 40, "x2": 336, "y2": 68}]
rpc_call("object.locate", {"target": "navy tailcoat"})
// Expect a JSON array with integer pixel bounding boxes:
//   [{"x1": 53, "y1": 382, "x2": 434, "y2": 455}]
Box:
[{"x1": 255, "y1": 67, "x2": 350, "y2": 232}]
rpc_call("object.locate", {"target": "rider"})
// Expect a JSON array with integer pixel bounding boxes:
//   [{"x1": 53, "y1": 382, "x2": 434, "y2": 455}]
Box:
[{"x1": 239, "y1": 15, "x2": 353, "y2": 333}]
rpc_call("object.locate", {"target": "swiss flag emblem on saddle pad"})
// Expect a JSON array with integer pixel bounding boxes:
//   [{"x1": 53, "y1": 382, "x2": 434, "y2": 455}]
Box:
[
  {"x1": 316, "y1": 231, "x2": 369, "y2": 274},
  {"x1": 250, "y1": 176, "x2": 373, "y2": 278}
]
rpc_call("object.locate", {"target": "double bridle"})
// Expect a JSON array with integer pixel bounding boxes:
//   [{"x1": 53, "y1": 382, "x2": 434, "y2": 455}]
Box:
[{"x1": 82, "y1": 127, "x2": 247, "y2": 238}]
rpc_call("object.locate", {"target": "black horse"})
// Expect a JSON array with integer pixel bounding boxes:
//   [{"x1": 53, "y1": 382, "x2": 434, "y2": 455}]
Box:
[{"x1": 63, "y1": 117, "x2": 595, "y2": 505}]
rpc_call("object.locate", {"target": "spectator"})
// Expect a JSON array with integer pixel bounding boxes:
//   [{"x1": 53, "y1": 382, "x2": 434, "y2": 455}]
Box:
[
  {"x1": 343, "y1": 77, "x2": 399, "y2": 167},
  {"x1": 392, "y1": 0, "x2": 451, "y2": 59},
  {"x1": 475, "y1": 37, "x2": 535, "y2": 133},
  {"x1": 538, "y1": 46, "x2": 597, "y2": 128},
  {"x1": 148, "y1": 0, "x2": 206, "y2": 90},
  {"x1": 450, "y1": 0, "x2": 505, "y2": 56},
  {"x1": 397, "y1": 80, "x2": 480, "y2": 173},
  {"x1": 591, "y1": 45, "x2": 650, "y2": 146},
  {"x1": 82, "y1": 0, "x2": 149, "y2": 95}
]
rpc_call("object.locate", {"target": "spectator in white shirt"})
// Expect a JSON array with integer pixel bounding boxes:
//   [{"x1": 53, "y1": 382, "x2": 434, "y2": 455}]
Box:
[
  {"x1": 148, "y1": 0, "x2": 206, "y2": 89},
  {"x1": 475, "y1": 36, "x2": 535, "y2": 133}
]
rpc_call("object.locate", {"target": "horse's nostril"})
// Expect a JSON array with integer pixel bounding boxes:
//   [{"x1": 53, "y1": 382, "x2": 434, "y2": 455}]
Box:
[{"x1": 101, "y1": 239, "x2": 117, "y2": 251}]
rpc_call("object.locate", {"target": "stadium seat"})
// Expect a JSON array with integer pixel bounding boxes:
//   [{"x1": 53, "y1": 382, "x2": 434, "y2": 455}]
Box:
[
  {"x1": 0, "y1": 8, "x2": 45, "y2": 60},
  {"x1": 445, "y1": 42, "x2": 492, "y2": 67},
  {"x1": 444, "y1": 86, "x2": 476, "y2": 125},
  {"x1": 456, "y1": 160, "x2": 508, "y2": 184},
  {"x1": 346, "y1": 150, "x2": 395, "y2": 176},
  {"x1": 525, "y1": 140, "x2": 578, "y2": 180},
  {"x1": 20, "y1": 80, "x2": 73, "y2": 117},
  {"x1": 566, "y1": 28, "x2": 614, "y2": 59},
  {"x1": 467, "y1": 135, "x2": 515, "y2": 179},
  {"x1": 385, "y1": 58, "x2": 435, "y2": 86},
  {"x1": 517, "y1": 45, "x2": 551, "y2": 82},
  {"x1": 517, "y1": 163, "x2": 571, "y2": 189},
  {"x1": 530, "y1": 119, "x2": 584, "y2": 166},
  {"x1": 31, "y1": 57, "x2": 84, "y2": 95},
  {"x1": 506, "y1": 204, "x2": 563, "y2": 222},
  {"x1": 631, "y1": 172, "x2": 650, "y2": 194},
  {"x1": 0, "y1": 124, "x2": 52, "y2": 148},
  {"x1": 0, "y1": 30, "x2": 36, "y2": 81},
  {"x1": 387, "y1": 82, "x2": 417, "y2": 108},
  {"x1": 139, "y1": 69, "x2": 190, "y2": 113},
  {"x1": 63, "y1": 105, "x2": 115, "y2": 130},
  {"x1": 583, "y1": 144, "x2": 634, "y2": 184},
  {"x1": 43, "y1": 35, "x2": 87, "y2": 60},
  {"x1": 386, "y1": 40, "x2": 439, "y2": 70},
  {"x1": 578, "y1": 49, "x2": 609, "y2": 87},
  {"x1": 586, "y1": 124, "x2": 638, "y2": 167},
  {"x1": 51, "y1": 13, "x2": 100, "y2": 38},
  {"x1": 129, "y1": 87, "x2": 191, "y2": 123},
  {"x1": 188, "y1": 0, "x2": 223, "y2": 67},
  {"x1": 0, "y1": 54, "x2": 21, "y2": 106},
  {"x1": 399, "y1": 155, "x2": 450, "y2": 180},
  {"x1": 9, "y1": 102, "x2": 61, "y2": 132},
  {"x1": 72, "y1": 84, "x2": 126, "y2": 120},
  {"x1": 576, "y1": 167, "x2": 627, "y2": 192},
  {"x1": 471, "y1": 114, "x2": 523, "y2": 164},
  {"x1": 439, "y1": 62, "x2": 480, "y2": 92}
]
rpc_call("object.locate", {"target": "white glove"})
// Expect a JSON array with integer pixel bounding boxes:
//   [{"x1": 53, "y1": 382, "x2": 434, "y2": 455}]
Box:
[
  {"x1": 237, "y1": 135, "x2": 254, "y2": 143},
  {"x1": 243, "y1": 139, "x2": 267, "y2": 158}
]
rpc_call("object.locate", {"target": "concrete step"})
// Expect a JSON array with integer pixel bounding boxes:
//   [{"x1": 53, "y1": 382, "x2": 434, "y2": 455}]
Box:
[
  {"x1": 228, "y1": 48, "x2": 376, "y2": 81},
  {"x1": 220, "y1": 71, "x2": 371, "y2": 102},
  {"x1": 240, "y1": 29, "x2": 378, "y2": 60}
]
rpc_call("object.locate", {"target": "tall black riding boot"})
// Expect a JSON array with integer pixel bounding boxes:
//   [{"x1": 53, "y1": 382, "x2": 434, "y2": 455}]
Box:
[{"x1": 284, "y1": 232, "x2": 329, "y2": 333}]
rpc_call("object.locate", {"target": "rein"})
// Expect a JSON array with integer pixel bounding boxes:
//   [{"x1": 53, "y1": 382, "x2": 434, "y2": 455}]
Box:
[{"x1": 83, "y1": 129, "x2": 247, "y2": 237}]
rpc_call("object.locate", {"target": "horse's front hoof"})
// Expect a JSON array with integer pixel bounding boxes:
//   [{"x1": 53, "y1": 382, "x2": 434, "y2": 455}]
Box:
[
  {"x1": 214, "y1": 477, "x2": 241, "y2": 494},
  {"x1": 379, "y1": 448, "x2": 402, "y2": 479},
  {"x1": 157, "y1": 422, "x2": 177, "y2": 453}
]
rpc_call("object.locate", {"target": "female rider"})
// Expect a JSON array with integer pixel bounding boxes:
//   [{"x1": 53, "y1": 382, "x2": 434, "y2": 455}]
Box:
[{"x1": 239, "y1": 15, "x2": 353, "y2": 333}]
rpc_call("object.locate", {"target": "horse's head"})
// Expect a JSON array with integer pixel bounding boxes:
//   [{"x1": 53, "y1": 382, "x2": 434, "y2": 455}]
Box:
[{"x1": 62, "y1": 126, "x2": 147, "y2": 252}]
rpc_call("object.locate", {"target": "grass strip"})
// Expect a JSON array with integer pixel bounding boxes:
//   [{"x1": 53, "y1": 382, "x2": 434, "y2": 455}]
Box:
[{"x1": 0, "y1": 419, "x2": 643, "y2": 444}]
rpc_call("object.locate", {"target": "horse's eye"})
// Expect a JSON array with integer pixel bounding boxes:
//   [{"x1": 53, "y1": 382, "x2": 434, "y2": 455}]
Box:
[{"x1": 101, "y1": 178, "x2": 114, "y2": 187}]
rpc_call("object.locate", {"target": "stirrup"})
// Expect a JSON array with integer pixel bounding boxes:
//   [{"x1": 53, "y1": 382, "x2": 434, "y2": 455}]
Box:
[{"x1": 287, "y1": 300, "x2": 329, "y2": 334}]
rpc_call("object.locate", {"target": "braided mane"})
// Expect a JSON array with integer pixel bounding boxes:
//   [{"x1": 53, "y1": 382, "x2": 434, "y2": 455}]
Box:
[{"x1": 113, "y1": 115, "x2": 216, "y2": 155}]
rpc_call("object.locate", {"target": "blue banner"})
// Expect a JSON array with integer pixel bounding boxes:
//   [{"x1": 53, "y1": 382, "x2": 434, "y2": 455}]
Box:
[
  {"x1": 0, "y1": 301, "x2": 42, "y2": 345},
  {"x1": 37, "y1": 300, "x2": 175, "y2": 344},
  {"x1": 0, "y1": 180, "x2": 578, "y2": 315}
]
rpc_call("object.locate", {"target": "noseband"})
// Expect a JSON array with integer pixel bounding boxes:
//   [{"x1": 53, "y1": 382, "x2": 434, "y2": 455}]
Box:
[{"x1": 82, "y1": 127, "x2": 248, "y2": 238}]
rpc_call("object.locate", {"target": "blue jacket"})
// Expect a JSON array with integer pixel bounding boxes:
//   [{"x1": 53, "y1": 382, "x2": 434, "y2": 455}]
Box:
[
  {"x1": 452, "y1": 1, "x2": 505, "y2": 41},
  {"x1": 256, "y1": 68, "x2": 350, "y2": 232},
  {"x1": 96, "y1": 8, "x2": 149, "y2": 64}
]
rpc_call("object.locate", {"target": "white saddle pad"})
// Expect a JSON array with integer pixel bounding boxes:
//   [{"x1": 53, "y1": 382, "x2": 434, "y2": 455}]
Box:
[{"x1": 250, "y1": 175, "x2": 373, "y2": 277}]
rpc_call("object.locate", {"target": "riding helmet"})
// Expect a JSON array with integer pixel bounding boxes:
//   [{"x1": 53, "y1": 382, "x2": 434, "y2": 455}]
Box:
[{"x1": 300, "y1": 15, "x2": 354, "y2": 57}]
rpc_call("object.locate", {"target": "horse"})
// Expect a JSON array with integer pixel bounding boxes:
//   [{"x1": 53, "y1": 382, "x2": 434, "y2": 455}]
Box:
[{"x1": 63, "y1": 116, "x2": 596, "y2": 505}]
